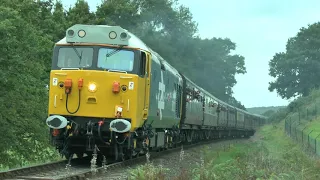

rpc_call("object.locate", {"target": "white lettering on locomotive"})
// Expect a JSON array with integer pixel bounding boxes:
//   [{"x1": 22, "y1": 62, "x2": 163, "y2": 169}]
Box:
[
  {"x1": 172, "y1": 90, "x2": 176, "y2": 112},
  {"x1": 157, "y1": 70, "x2": 165, "y2": 120},
  {"x1": 128, "y1": 81, "x2": 134, "y2": 90},
  {"x1": 52, "y1": 78, "x2": 58, "y2": 86}
]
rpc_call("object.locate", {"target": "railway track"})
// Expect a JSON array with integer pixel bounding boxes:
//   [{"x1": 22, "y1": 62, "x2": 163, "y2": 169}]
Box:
[
  {"x1": 0, "y1": 159, "x2": 68, "y2": 180},
  {"x1": 0, "y1": 156, "x2": 93, "y2": 180},
  {"x1": 0, "y1": 137, "x2": 247, "y2": 180}
]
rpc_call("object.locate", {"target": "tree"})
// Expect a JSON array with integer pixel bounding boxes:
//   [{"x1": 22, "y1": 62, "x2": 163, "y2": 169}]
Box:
[
  {"x1": 52, "y1": 1, "x2": 68, "y2": 42},
  {"x1": 228, "y1": 96, "x2": 246, "y2": 110},
  {"x1": 95, "y1": 0, "x2": 140, "y2": 29},
  {"x1": 262, "y1": 110, "x2": 275, "y2": 117},
  {"x1": 183, "y1": 37, "x2": 246, "y2": 101},
  {"x1": 0, "y1": 0, "x2": 56, "y2": 167},
  {"x1": 66, "y1": 0, "x2": 96, "y2": 25},
  {"x1": 269, "y1": 22, "x2": 320, "y2": 99},
  {"x1": 0, "y1": 0, "x2": 249, "y2": 168},
  {"x1": 94, "y1": 0, "x2": 246, "y2": 107}
]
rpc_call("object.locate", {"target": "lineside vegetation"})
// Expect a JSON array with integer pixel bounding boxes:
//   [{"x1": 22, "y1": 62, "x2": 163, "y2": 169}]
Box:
[
  {"x1": 128, "y1": 123, "x2": 320, "y2": 179},
  {"x1": 127, "y1": 89, "x2": 320, "y2": 179}
]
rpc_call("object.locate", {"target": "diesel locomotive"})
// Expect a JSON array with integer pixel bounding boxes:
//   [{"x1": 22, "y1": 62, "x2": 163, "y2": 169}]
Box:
[{"x1": 45, "y1": 24, "x2": 266, "y2": 160}]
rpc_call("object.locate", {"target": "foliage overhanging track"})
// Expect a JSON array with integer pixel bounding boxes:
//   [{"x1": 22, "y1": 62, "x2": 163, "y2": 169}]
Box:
[{"x1": 1, "y1": 136, "x2": 249, "y2": 180}]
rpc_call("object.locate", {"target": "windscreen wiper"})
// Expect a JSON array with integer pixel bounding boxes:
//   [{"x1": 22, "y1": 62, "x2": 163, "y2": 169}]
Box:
[
  {"x1": 106, "y1": 45, "x2": 124, "y2": 57},
  {"x1": 71, "y1": 43, "x2": 83, "y2": 65}
]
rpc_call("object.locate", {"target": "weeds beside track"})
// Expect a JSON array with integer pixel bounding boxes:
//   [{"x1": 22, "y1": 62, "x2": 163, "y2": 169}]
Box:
[{"x1": 1, "y1": 136, "x2": 250, "y2": 180}]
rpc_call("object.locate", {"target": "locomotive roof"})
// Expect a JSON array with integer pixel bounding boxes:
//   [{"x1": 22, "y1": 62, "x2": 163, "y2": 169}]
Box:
[{"x1": 56, "y1": 29, "x2": 150, "y2": 52}]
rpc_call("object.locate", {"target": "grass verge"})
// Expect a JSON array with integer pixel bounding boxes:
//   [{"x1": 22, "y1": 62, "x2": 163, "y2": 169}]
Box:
[{"x1": 128, "y1": 124, "x2": 320, "y2": 180}]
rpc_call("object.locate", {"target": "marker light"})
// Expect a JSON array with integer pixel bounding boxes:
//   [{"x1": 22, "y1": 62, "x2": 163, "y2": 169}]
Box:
[
  {"x1": 109, "y1": 31, "x2": 117, "y2": 39},
  {"x1": 64, "y1": 78, "x2": 72, "y2": 94},
  {"x1": 78, "y1": 78, "x2": 83, "y2": 90},
  {"x1": 67, "y1": 30, "x2": 74, "y2": 37},
  {"x1": 78, "y1": 30, "x2": 86, "y2": 38},
  {"x1": 120, "y1": 32, "x2": 128, "y2": 40},
  {"x1": 112, "y1": 81, "x2": 120, "y2": 93},
  {"x1": 88, "y1": 83, "x2": 97, "y2": 92}
]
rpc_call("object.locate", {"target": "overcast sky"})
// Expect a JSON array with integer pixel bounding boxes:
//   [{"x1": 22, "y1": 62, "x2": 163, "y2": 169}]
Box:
[{"x1": 61, "y1": 0, "x2": 320, "y2": 108}]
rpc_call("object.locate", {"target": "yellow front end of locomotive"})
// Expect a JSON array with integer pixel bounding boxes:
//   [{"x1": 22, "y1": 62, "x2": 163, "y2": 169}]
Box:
[
  {"x1": 46, "y1": 24, "x2": 151, "y2": 133},
  {"x1": 48, "y1": 70, "x2": 148, "y2": 131}
]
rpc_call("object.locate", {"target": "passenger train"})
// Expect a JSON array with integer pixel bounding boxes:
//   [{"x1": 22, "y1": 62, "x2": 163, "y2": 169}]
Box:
[{"x1": 45, "y1": 24, "x2": 266, "y2": 160}]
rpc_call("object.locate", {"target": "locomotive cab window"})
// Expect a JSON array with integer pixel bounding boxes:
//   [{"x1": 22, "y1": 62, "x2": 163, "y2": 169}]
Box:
[
  {"x1": 160, "y1": 62, "x2": 166, "y2": 71},
  {"x1": 98, "y1": 47, "x2": 134, "y2": 72},
  {"x1": 57, "y1": 47, "x2": 93, "y2": 68},
  {"x1": 140, "y1": 51, "x2": 147, "y2": 76}
]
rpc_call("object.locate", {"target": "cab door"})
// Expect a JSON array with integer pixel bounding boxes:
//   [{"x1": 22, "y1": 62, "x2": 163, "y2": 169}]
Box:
[{"x1": 140, "y1": 51, "x2": 151, "y2": 120}]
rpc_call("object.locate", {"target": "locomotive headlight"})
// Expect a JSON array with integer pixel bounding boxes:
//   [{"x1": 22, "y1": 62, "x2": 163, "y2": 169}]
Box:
[
  {"x1": 88, "y1": 83, "x2": 97, "y2": 92},
  {"x1": 109, "y1": 31, "x2": 117, "y2": 39},
  {"x1": 78, "y1": 30, "x2": 86, "y2": 38}
]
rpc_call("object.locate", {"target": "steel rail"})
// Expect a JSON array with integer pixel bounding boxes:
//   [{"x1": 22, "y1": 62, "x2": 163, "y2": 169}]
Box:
[
  {"x1": 0, "y1": 160, "x2": 68, "y2": 180},
  {"x1": 0, "y1": 156, "x2": 93, "y2": 180},
  {"x1": 8, "y1": 137, "x2": 247, "y2": 180}
]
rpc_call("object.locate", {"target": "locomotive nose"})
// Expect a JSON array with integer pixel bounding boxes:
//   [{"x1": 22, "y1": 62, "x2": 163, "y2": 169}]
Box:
[{"x1": 46, "y1": 115, "x2": 68, "y2": 129}]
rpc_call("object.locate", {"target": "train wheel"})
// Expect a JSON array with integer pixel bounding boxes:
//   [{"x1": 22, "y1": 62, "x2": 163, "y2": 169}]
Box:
[
  {"x1": 114, "y1": 144, "x2": 125, "y2": 161},
  {"x1": 64, "y1": 151, "x2": 74, "y2": 162},
  {"x1": 86, "y1": 152, "x2": 93, "y2": 159},
  {"x1": 114, "y1": 144, "x2": 119, "y2": 161},
  {"x1": 186, "y1": 130, "x2": 193, "y2": 143},
  {"x1": 76, "y1": 152, "x2": 84, "y2": 159},
  {"x1": 123, "y1": 148, "x2": 133, "y2": 160},
  {"x1": 128, "y1": 151, "x2": 133, "y2": 159},
  {"x1": 205, "y1": 131, "x2": 210, "y2": 140},
  {"x1": 119, "y1": 145, "x2": 125, "y2": 161}
]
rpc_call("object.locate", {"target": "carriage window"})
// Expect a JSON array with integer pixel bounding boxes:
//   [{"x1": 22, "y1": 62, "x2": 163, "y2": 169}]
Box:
[{"x1": 98, "y1": 48, "x2": 134, "y2": 71}]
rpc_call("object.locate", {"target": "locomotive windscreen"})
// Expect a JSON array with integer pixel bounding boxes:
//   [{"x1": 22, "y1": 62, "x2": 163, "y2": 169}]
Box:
[
  {"x1": 97, "y1": 47, "x2": 134, "y2": 72},
  {"x1": 52, "y1": 46, "x2": 137, "y2": 73},
  {"x1": 57, "y1": 47, "x2": 93, "y2": 68}
]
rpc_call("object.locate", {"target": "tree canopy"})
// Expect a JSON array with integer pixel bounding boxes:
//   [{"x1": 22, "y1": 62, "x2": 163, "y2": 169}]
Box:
[
  {"x1": 0, "y1": 0, "x2": 247, "y2": 168},
  {"x1": 269, "y1": 22, "x2": 320, "y2": 99}
]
